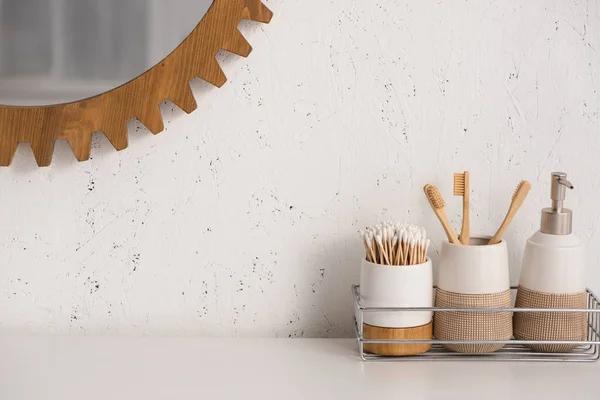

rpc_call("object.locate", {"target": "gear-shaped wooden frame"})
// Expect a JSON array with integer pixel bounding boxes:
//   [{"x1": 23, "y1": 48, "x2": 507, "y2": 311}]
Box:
[{"x1": 0, "y1": 0, "x2": 272, "y2": 166}]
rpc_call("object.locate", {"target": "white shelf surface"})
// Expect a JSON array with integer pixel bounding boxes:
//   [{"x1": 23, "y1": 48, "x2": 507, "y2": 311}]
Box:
[{"x1": 0, "y1": 337, "x2": 597, "y2": 399}]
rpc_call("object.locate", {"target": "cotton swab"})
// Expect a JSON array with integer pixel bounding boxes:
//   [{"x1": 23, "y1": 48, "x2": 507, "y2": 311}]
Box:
[{"x1": 361, "y1": 222, "x2": 430, "y2": 266}]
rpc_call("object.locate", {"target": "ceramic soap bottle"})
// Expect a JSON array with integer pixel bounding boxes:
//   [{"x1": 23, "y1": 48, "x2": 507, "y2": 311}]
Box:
[{"x1": 514, "y1": 172, "x2": 588, "y2": 352}]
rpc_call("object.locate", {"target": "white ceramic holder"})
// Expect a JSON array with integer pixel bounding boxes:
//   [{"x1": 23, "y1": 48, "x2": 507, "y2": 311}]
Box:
[
  {"x1": 437, "y1": 237, "x2": 510, "y2": 294},
  {"x1": 359, "y1": 258, "x2": 433, "y2": 328},
  {"x1": 434, "y1": 236, "x2": 513, "y2": 353},
  {"x1": 359, "y1": 258, "x2": 433, "y2": 356}
]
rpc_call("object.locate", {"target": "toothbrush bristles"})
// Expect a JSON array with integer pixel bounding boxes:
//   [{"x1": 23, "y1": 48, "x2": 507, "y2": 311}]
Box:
[
  {"x1": 425, "y1": 185, "x2": 445, "y2": 209},
  {"x1": 453, "y1": 173, "x2": 466, "y2": 196},
  {"x1": 512, "y1": 180, "x2": 525, "y2": 200}
]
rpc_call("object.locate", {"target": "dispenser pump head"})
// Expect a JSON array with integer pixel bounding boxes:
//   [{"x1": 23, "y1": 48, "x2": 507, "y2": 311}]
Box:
[{"x1": 541, "y1": 172, "x2": 574, "y2": 235}]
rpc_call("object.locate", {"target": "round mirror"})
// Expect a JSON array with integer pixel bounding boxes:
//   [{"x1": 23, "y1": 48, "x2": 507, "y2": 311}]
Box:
[
  {"x1": 0, "y1": 0, "x2": 214, "y2": 106},
  {"x1": 0, "y1": 0, "x2": 273, "y2": 166}
]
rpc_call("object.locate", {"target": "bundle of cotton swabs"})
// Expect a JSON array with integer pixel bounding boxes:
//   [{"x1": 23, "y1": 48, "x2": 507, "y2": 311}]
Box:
[{"x1": 360, "y1": 222, "x2": 430, "y2": 266}]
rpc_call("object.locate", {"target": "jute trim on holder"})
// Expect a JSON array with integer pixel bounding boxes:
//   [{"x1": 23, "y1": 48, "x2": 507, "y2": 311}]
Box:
[
  {"x1": 514, "y1": 286, "x2": 587, "y2": 353},
  {"x1": 434, "y1": 288, "x2": 512, "y2": 353}
]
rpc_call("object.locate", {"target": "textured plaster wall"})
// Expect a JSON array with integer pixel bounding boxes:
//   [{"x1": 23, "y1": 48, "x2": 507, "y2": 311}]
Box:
[{"x1": 0, "y1": 0, "x2": 598, "y2": 337}]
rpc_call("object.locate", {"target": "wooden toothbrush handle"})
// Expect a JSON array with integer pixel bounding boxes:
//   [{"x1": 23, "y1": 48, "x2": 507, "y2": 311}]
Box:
[
  {"x1": 460, "y1": 195, "x2": 470, "y2": 245},
  {"x1": 459, "y1": 172, "x2": 470, "y2": 245},
  {"x1": 489, "y1": 186, "x2": 529, "y2": 245},
  {"x1": 436, "y1": 209, "x2": 461, "y2": 244},
  {"x1": 488, "y1": 214, "x2": 513, "y2": 245}
]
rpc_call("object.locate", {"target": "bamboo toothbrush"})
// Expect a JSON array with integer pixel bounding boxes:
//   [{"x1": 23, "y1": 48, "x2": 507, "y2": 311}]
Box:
[
  {"x1": 423, "y1": 184, "x2": 461, "y2": 244},
  {"x1": 454, "y1": 171, "x2": 470, "y2": 245},
  {"x1": 488, "y1": 180, "x2": 531, "y2": 245}
]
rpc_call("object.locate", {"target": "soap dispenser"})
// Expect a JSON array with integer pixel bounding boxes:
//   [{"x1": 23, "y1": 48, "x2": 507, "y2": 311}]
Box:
[{"x1": 514, "y1": 172, "x2": 587, "y2": 352}]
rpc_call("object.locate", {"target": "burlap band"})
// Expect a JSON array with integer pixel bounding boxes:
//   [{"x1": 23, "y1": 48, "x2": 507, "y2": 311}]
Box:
[
  {"x1": 434, "y1": 288, "x2": 512, "y2": 353},
  {"x1": 514, "y1": 286, "x2": 587, "y2": 353}
]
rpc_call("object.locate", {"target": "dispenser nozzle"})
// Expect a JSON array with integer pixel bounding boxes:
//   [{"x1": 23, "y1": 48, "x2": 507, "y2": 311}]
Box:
[
  {"x1": 542, "y1": 172, "x2": 573, "y2": 235},
  {"x1": 557, "y1": 177, "x2": 574, "y2": 189},
  {"x1": 550, "y1": 172, "x2": 573, "y2": 205}
]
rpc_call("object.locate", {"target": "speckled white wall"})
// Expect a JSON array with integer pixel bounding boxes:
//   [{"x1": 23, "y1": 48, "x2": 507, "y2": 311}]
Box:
[{"x1": 0, "y1": 0, "x2": 598, "y2": 337}]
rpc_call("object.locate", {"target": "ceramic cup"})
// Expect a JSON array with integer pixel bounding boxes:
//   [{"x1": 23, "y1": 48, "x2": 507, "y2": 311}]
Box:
[
  {"x1": 359, "y1": 258, "x2": 433, "y2": 355},
  {"x1": 434, "y1": 237, "x2": 512, "y2": 353}
]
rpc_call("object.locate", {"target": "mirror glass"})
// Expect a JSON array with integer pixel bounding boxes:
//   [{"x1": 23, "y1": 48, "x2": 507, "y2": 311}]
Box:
[{"x1": 0, "y1": 0, "x2": 213, "y2": 106}]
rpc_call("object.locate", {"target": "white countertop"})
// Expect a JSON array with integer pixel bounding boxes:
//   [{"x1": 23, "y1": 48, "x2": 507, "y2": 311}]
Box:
[{"x1": 0, "y1": 337, "x2": 597, "y2": 399}]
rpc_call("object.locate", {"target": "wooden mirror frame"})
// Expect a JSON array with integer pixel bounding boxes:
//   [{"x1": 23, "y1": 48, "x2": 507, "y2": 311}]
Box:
[{"x1": 0, "y1": 0, "x2": 272, "y2": 166}]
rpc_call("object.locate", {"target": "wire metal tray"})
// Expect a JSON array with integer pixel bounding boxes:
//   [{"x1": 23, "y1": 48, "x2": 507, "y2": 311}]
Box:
[{"x1": 352, "y1": 284, "x2": 600, "y2": 362}]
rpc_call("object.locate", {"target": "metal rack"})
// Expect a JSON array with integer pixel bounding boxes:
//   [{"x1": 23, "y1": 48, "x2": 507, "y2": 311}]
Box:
[{"x1": 352, "y1": 285, "x2": 600, "y2": 362}]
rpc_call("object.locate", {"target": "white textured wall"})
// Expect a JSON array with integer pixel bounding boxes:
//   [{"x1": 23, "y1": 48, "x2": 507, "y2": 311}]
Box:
[{"x1": 0, "y1": 0, "x2": 598, "y2": 337}]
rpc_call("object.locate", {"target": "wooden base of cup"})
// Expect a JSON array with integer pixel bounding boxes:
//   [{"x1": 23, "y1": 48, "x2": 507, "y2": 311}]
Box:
[{"x1": 363, "y1": 322, "x2": 432, "y2": 356}]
